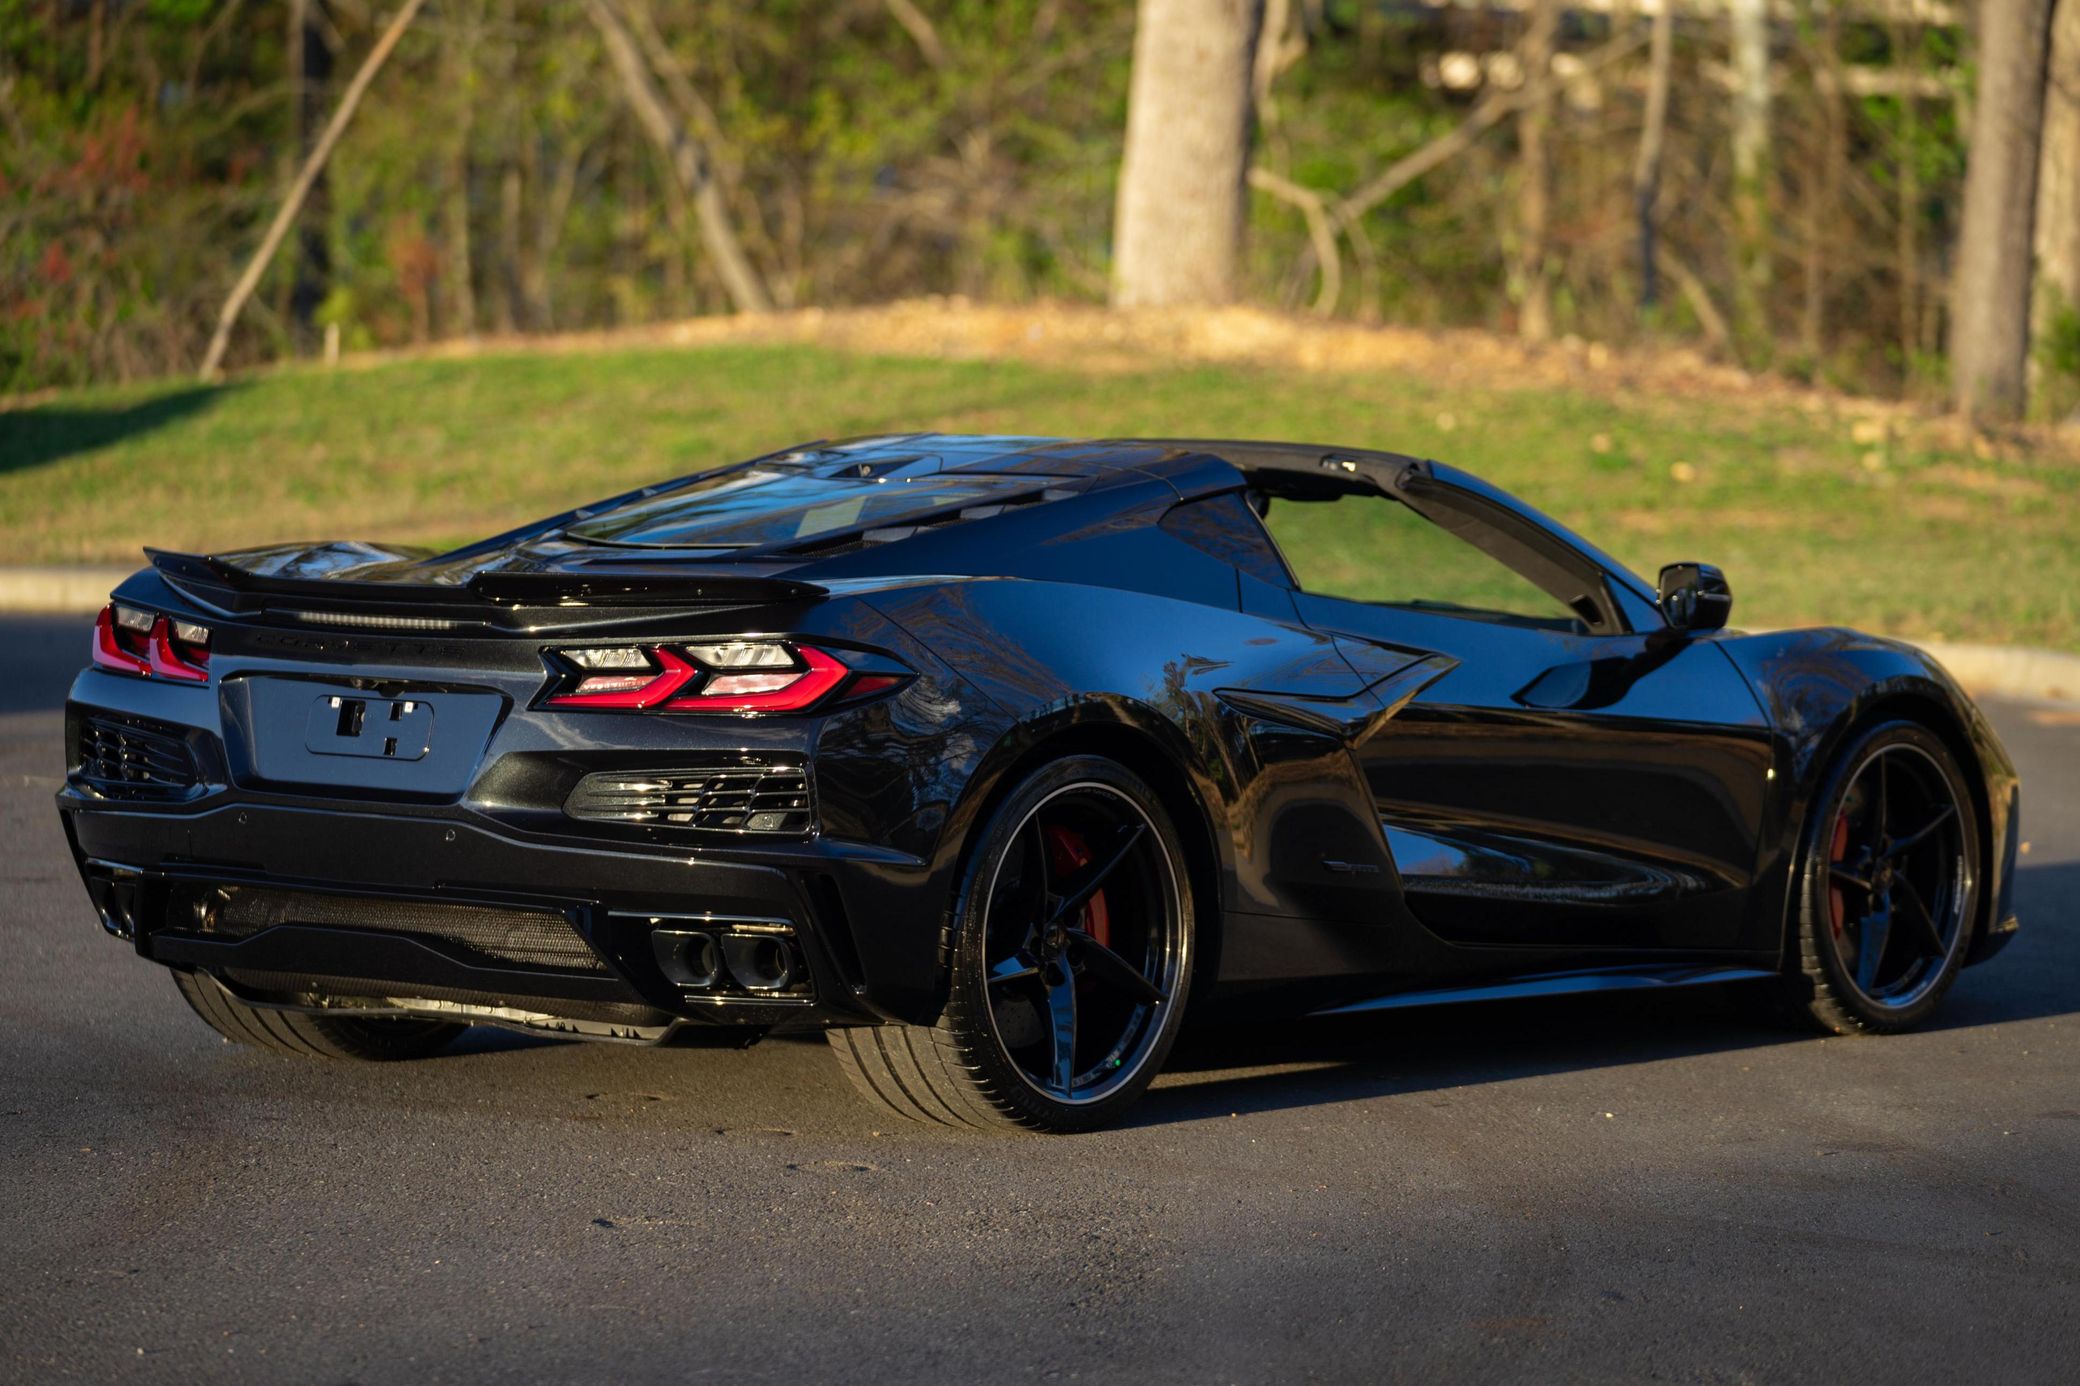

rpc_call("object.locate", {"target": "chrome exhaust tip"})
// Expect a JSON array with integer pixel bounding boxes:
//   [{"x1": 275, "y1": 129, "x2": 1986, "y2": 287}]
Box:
[{"x1": 720, "y1": 933, "x2": 797, "y2": 992}]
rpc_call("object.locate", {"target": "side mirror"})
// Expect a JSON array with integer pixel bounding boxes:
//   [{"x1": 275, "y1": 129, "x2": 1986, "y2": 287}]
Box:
[{"x1": 1657, "y1": 562, "x2": 1733, "y2": 633}]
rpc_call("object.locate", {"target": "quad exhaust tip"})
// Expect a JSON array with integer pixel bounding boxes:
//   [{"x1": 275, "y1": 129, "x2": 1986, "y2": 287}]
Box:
[{"x1": 644, "y1": 918, "x2": 804, "y2": 997}]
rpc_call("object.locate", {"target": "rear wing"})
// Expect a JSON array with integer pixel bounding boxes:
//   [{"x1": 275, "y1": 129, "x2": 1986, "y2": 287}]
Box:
[{"x1": 145, "y1": 549, "x2": 827, "y2": 633}]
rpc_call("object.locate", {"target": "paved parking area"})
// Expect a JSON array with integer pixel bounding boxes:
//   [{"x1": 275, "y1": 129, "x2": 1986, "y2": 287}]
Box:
[{"x1": 3, "y1": 614, "x2": 2075, "y2": 1383}]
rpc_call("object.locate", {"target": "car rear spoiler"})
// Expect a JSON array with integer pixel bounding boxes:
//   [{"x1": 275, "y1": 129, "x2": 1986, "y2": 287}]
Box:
[{"x1": 145, "y1": 549, "x2": 827, "y2": 627}]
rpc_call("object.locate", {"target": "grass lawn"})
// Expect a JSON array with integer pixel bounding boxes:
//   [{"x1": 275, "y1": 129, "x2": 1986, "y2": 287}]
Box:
[{"x1": 3, "y1": 341, "x2": 2076, "y2": 650}]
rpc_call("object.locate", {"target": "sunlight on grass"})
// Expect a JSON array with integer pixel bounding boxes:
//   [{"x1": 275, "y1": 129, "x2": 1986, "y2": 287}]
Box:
[{"x1": 2, "y1": 344, "x2": 2074, "y2": 649}]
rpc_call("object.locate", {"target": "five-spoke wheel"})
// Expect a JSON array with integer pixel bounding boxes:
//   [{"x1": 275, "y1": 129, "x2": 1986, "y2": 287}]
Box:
[
  {"x1": 978, "y1": 782, "x2": 1186, "y2": 1106},
  {"x1": 827, "y1": 755, "x2": 1194, "y2": 1132},
  {"x1": 1789, "y1": 721, "x2": 1979, "y2": 1033}
]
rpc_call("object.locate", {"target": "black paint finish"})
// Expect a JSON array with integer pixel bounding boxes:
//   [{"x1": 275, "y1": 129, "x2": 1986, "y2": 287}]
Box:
[{"x1": 56, "y1": 434, "x2": 2020, "y2": 1040}]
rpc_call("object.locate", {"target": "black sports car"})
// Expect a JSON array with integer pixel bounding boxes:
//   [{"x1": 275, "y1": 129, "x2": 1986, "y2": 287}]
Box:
[{"x1": 59, "y1": 434, "x2": 2021, "y2": 1132}]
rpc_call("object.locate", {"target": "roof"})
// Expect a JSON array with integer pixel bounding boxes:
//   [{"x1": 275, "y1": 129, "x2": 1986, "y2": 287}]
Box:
[{"x1": 555, "y1": 434, "x2": 1241, "y2": 553}]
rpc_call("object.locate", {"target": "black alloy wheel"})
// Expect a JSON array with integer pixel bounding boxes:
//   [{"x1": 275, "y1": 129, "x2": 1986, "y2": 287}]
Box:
[
  {"x1": 827, "y1": 755, "x2": 1194, "y2": 1132},
  {"x1": 1787, "y1": 721, "x2": 1979, "y2": 1034}
]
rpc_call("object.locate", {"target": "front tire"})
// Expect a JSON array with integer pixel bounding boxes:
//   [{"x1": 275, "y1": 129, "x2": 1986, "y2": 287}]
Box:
[
  {"x1": 172, "y1": 969, "x2": 466, "y2": 1061},
  {"x1": 1781, "y1": 720, "x2": 1980, "y2": 1035},
  {"x1": 829, "y1": 755, "x2": 1196, "y2": 1133}
]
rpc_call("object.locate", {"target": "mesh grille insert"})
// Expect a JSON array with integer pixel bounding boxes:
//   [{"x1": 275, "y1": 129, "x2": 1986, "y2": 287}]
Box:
[
  {"x1": 200, "y1": 888, "x2": 608, "y2": 973},
  {"x1": 75, "y1": 714, "x2": 201, "y2": 798},
  {"x1": 566, "y1": 763, "x2": 812, "y2": 834}
]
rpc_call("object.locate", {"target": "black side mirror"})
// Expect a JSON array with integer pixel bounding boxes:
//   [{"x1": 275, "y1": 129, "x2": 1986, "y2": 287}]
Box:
[{"x1": 1657, "y1": 562, "x2": 1733, "y2": 633}]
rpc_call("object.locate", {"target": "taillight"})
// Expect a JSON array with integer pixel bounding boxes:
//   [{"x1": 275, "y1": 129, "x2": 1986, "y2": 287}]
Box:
[
  {"x1": 545, "y1": 641, "x2": 862, "y2": 714},
  {"x1": 92, "y1": 604, "x2": 209, "y2": 683}
]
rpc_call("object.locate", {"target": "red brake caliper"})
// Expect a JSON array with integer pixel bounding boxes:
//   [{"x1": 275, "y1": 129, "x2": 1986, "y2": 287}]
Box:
[
  {"x1": 1043, "y1": 825, "x2": 1110, "y2": 949},
  {"x1": 1828, "y1": 812, "x2": 1851, "y2": 937}
]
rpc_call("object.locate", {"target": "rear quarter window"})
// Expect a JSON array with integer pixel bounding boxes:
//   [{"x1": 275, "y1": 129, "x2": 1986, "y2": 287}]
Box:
[{"x1": 1159, "y1": 493, "x2": 1292, "y2": 588}]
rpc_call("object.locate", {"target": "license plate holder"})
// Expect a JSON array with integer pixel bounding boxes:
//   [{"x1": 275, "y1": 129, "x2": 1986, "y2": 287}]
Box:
[
  {"x1": 305, "y1": 694, "x2": 436, "y2": 761},
  {"x1": 226, "y1": 678, "x2": 505, "y2": 797}
]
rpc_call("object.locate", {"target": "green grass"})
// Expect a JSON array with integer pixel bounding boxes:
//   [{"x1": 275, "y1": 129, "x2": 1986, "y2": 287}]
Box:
[{"x1": 4, "y1": 342, "x2": 2077, "y2": 650}]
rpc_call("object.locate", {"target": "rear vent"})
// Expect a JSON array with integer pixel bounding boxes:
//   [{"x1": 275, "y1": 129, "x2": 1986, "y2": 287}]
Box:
[
  {"x1": 74, "y1": 713, "x2": 202, "y2": 798},
  {"x1": 566, "y1": 762, "x2": 812, "y2": 834},
  {"x1": 197, "y1": 888, "x2": 608, "y2": 973}
]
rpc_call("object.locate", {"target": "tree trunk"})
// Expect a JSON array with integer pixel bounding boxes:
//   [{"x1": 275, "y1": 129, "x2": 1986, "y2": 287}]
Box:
[
  {"x1": 497, "y1": 158, "x2": 525, "y2": 333},
  {"x1": 199, "y1": 0, "x2": 428, "y2": 381},
  {"x1": 582, "y1": 0, "x2": 771, "y2": 315},
  {"x1": 1728, "y1": 0, "x2": 1772, "y2": 353},
  {"x1": 1633, "y1": 3, "x2": 1673, "y2": 312},
  {"x1": 1516, "y1": 0, "x2": 1558, "y2": 342},
  {"x1": 492, "y1": 0, "x2": 524, "y2": 335},
  {"x1": 444, "y1": 2, "x2": 479, "y2": 339},
  {"x1": 2037, "y1": 0, "x2": 2080, "y2": 327},
  {"x1": 1801, "y1": 1, "x2": 1844, "y2": 359},
  {"x1": 1951, "y1": 0, "x2": 2056, "y2": 421},
  {"x1": 1111, "y1": 0, "x2": 1265, "y2": 307},
  {"x1": 286, "y1": 0, "x2": 334, "y2": 351},
  {"x1": 1897, "y1": 21, "x2": 1922, "y2": 373}
]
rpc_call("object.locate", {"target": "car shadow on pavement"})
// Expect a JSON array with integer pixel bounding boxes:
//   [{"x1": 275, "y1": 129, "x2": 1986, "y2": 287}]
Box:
[
  {"x1": 1138, "y1": 987, "x2": 1794, "y2": 1128},
  {"x1": 1133, "y1": 859, "x2": 2078, "y2": 1129}
]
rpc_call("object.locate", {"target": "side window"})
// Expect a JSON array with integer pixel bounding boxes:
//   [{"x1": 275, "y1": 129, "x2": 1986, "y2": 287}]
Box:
[
  {"x1": 1159, "y1": 492, "x2": 1293, "y2": 588},
  {"x1": 1261, "y1": 492, "x2": 1587, "y2": 628}
]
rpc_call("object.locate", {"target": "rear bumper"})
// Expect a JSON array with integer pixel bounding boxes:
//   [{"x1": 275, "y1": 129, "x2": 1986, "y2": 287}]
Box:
[
  {"x1": 61, "y1": 791, "x2": 935, "y2": 1034},
  {"x1": 54, "y1": 564, "x2": 1002, "y2": 1031}
]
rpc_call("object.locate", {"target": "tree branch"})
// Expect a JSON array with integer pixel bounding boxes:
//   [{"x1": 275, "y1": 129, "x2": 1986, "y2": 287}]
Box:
[
  {"x1": 621, "y1": 0, "x2": 739, "y2": 187},
  {"x1": 1327, "y1": 25, "x2": 1647, "y2": 233},
  {"x1": 884, "y1": 0, "x2": 948, "y2": 69},
  {"x1": 1660, "y1": 245, "x2": 1733, "y2": 350},
  {"x1": 199, "y1": 0, "x2": 428, "y2": 380},
  {"x1": 1248, "y1": 166, "x2": 1341, "y2": 315},
  {"x1": 582, "y1": 0, "x2": 771, "y2": 313}
]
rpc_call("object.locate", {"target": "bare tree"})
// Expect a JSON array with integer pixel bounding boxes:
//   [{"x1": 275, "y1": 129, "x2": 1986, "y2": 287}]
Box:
[
  {"x1": 443, "y1": 0, "x2": 481, "y2": 338},
  {"x1": 1632, "y1": 2, "x2": 1674, "y2": 313},
  {"x1": 285, "y1": 0, "x2": 333, "y2": 351},
  {"x1": 1894, "y1": 16, "x2": 1924, "y2": 368},
  {"x1": 2038, "y1": 0, "x2": 2080, "y2": 331},
  {"x1": 1728, "y1": 0, "x2": 1772, "y2": 349},
  {"x1": 199, "y1": 0, "x2": 428, "y2": 380},
  {"x1": 1515, "y1": 0, "x2": 1558, "y2": 342},
  {"x1": 582, "y1": 0, "x2": 771, "y2": 314},
  {"x1": 884, "y1": 0, "x2": 948, "y2": 69},
  {"x1": 1951, "y1": 0, "x2": 2056, "y2": 421},
  {"x1": 1798, "y1": 0, "x2": 1845, "y2": 360},
  {"x1": 1247, "y1": 24, "x2": 1645, "y2": 321},
  {"x1": 1111, "y1": 0, "x2": 1265, "y2": 307}
]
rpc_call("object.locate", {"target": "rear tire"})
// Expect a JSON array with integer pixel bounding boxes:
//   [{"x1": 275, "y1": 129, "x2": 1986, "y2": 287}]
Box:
[
  {"x1": 829, "y1": 755, "x2": 1196, "y2": 1133},
  {"x1": 171, "y1": 969, "x2": 466, "y2": 1061}
]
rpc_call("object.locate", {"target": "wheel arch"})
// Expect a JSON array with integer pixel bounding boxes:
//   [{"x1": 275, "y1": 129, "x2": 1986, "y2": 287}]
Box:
[
  {"x1": 935, "y1": 701, "x2": 1231, "y2": 1014},
  {"x1": 1779, "y1": 680, "x2": 2003, "y2": 966}
]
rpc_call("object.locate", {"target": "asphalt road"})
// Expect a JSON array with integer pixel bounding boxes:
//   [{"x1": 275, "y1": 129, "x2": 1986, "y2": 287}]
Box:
[{"x1": 3, "y1": 614, "x2": 2076, "y2": 1384}]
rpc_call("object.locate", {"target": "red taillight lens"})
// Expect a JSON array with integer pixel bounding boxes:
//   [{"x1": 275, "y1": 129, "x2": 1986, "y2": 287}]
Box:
[
  {"x1": 671, "y1": 645, "x2": 849, "y2": 713},
  {"x1": 545, "y1": 642, "x2": 859, "y2": 714},
  {"x1": 93, "y1": 605, "x2": 209, "y2": 682},
  {"x1": 546, "y1": 649, "x2": 699, "y2": 708},
  {"x1": 148, "y1": 619, "x2": 210, "y2": 682},
  {"x1": 93, "y1": 606, "x2": 151, "y2": 675}
]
